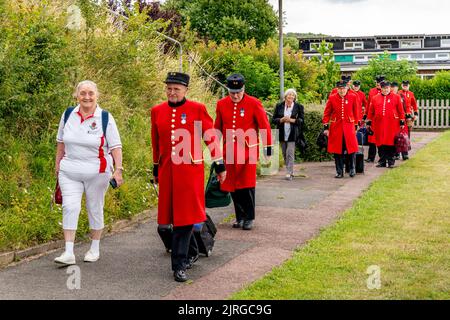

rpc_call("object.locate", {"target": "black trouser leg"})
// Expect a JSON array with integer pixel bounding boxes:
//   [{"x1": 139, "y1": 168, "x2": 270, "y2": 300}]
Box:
[
  {"x1": 387, "y1": 145, "x2": 396, "y2": 166},
  {"x1": 188, "y1": 231, "x2": 199, "y2": 259},
  {"x1": 368, "y1": 143, "x2": 376, "y2": 161},
  {"x1": 231, "y1": 191, "x2": 245, "y2": 222},
  {"x1": 231, "y1": 188, "x2": 256, "y2": 221},
  {"x1": 378, "y1": 145, "x2": 387, "y2": 166},
  {"x1": 334, "y1": 154, "x2": 344, "y2": 175},
  {"x1": 348, "y1": 153, "x2": 356, "y2": 174},
  {"x1": 171, "y1": 225, "x2": 194, "y2": 271}
]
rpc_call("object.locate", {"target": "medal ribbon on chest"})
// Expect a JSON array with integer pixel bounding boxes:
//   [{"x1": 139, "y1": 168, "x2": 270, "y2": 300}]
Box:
[
  {"x1": 240, "y1": 108, "x2": 245, "y2": 117},
  {"x1": 181, "y1": 113, "x2": 187, "y2": 124}
]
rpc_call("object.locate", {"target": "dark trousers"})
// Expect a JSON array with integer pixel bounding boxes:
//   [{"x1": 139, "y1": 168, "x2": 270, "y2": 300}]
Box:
[
  {"x1": 230, "y1": 188, "x2": 256, "y2": 222},
  {"x1": 338, "y1": 136, "x2": 355, "y2": 175},
  {"x1": 378, "y1": 145, "x2": 396, "y2": 166},
  {"x1": 171, "y1": 225, "x2": 196, "y2": 271},
  {"x1": 335, "y1": 153, "x2": 355, "y2": 175},
  {"x1": 368, "y1": 143, "x2": 377, "y2": 161}
]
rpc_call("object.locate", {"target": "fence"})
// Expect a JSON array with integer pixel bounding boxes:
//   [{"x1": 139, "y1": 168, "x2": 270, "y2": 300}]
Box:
[{"x1": 415, "y1": 100, "x2": 450, "y2": 129}]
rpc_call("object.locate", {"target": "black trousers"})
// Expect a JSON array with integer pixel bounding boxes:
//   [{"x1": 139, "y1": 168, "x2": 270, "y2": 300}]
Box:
[
  {"x1": 171, "y1": 225, "x2": 197, "y2": 271},
  {"x1": 230, "y1": 188, "x2": 256, "y2": 222},
  {"x1": 368, "y1": 143, "x2": 377, "y2": 161},
  {"x1": 378, "y1": 145, "x2": 396, "y2": 166},
  {"x1": 337, "y1": 136, "x2": 355, "y2": 175}
]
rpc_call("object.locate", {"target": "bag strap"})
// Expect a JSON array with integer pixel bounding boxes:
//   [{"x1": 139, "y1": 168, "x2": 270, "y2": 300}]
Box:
[
  {"x1": 101, "y1": 110, "x2": 109, "y2": 138},
  {"x1": 63, "y1": 107, "x2": 75, "y2": 125}
]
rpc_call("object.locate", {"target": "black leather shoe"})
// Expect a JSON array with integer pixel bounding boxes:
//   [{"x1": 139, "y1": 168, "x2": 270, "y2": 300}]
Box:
[
  {"x1": 242, "y1": 220, "x2": 253, "y2": 230},
  {"x1": 376, "y1": 163, "x2": 386, "y2": 168},
  {"x1": 349, "y1": 169, "x2": 356, "y2": 177},
  {"x1": 365, "y1": 159, "x2": 374, "y2": 163},
  {"x1": 174, "y1": 270, "x2": 188, "y2": 282},
  {"x1": 186, "y1": 255, "x2": 199, "y2": 269},
  {"x1": 402, "y1": 156, "x2": 409, "y2": 160},
  {"x1": 335, "y1": 173, "x2": 344, "y2": 178},
  {"x1": 232, "y1": 220, "x2": 243, "y2": 228},
  {"x1": 387, "y1": 163, "x2": 395, "y2": 168}
]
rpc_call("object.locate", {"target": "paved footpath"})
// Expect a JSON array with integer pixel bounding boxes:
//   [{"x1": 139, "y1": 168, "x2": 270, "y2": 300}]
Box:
[{"x1": 0, "y1": 132, "x2": 440, "y2": 299}]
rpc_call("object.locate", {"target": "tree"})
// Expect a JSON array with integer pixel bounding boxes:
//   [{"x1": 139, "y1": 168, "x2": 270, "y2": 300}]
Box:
[
  {"x1": 164, "y1": 0, "x2": 278, "y2": 46},
  {"x1": 310, "y1": 41, "x2": 340, "y2": 100},
  {"x1": 353, "y1": 52, "x2": 418, "y2": 93}
]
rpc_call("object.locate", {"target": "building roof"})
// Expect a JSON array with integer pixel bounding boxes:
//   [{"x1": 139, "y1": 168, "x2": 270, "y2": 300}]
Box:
[{"x1": 299, "y1": 34, "x2": 450, "y2": 41}]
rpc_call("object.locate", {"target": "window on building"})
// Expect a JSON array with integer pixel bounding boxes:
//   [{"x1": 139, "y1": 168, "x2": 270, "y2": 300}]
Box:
[
  {"x1": 310, "y1": 42, "x2": 332, "y2": 51},
  {"x1": 398, "y1": 54, "x2": 410, "y2": 60},
  {"x1": 378, "y1": 43, "x2": 392, "y2": 49},
  {"x1": 411, "y1": 53, "x2": 424, "y2": 60},
  {"x1": 441, "y1": 39, "x2": 450, "y2": 48},
  {"x1": 344, "y1": 42, "x2": 364, "y2": 50},
  {"x1": 436, "y1": 53, "x2": 450, "y2": 59},
  {"x1": 400, "y1": 40, "x2": 422, "y2": 48},
  {"x1": 353, "y1": 55, "x2": 368, "y2": 62},
  {"x1": 423, "y1": 53, "x2": 436, "y2": 59}
]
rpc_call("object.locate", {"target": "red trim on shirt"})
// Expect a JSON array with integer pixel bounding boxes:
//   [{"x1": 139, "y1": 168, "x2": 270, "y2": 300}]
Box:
[
  {"x1": 77, "y1": 111, "x2": 95, "y2": 123},
  {"x1": 98, "y1": 135, "x2": 107, "y2": 173}
]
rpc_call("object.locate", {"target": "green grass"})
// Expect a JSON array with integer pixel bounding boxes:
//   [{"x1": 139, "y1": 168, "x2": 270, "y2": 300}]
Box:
[{"x1": 231, "y1": 130, "x2": 450, "y2": 300}]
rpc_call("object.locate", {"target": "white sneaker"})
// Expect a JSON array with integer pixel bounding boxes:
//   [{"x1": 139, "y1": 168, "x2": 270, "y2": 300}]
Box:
[
  {"x1": 84, "y1": 250, "x2": 100, "y2": 262},
  {"x1": 54, "y1": 252, "x2": 76, "y2": 265}
]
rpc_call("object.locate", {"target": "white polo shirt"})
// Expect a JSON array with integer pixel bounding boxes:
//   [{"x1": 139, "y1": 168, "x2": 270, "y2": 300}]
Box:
[{"x1": 57, "y1": 105, "x2": 122, "y2": 174}]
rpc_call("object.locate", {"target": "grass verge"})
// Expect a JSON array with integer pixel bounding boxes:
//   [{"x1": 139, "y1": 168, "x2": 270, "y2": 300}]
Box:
[{"x1": 231, "y1": 130, "x2": 450, "y2": 300}]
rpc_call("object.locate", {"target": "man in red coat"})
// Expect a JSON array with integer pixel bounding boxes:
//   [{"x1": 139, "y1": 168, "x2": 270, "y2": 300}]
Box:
[
  {"x1": 352, "y1": 80, "x2": 367, "y2": 122},
  {"x1": 366, "y1": 81, "x2": 406, "y2": 168},
  {"x1": 398, "y1": 80, "x2": 418, "y2": 160},
  {"x1": 323, "y1": 80, "x2": 360, "y2": 178},
  {"x1": 214, "y1": 74, "x2": 273, "y2": 231},
  {"x1": 151, "y1": 72, "x2": 226, "y2": 282},
  {"x1": 364, "y1": 75, "x2": 384, "y2": 162}
]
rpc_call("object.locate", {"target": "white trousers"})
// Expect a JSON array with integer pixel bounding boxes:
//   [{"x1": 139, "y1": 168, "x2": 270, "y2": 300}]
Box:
[{"x1": 58, "y1": 171, "x2": 110, "y2": 230}]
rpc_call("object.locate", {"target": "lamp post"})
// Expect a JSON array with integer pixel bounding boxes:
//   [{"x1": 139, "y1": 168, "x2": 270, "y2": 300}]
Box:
[{"x1": 278, "y1": 0, "x2": 284, "y2": 101}]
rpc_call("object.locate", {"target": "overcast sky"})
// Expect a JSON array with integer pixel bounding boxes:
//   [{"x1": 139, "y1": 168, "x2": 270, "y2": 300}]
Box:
[{"x1": 267, "y1": 0, "x2": 450, "y2": 37}]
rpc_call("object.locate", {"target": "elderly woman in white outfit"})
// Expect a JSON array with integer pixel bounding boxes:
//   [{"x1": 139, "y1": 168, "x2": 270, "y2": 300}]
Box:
[{"x1": 54, "y1": 80, "x2": 123, "y2": 265}]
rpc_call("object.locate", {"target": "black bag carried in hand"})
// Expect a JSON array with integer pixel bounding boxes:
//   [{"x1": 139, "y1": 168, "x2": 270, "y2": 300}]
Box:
[
  {"x1": 205, "y1": 163, "x2": 231, "y2": 208},
  {"x1": 316, "y1": 130, "x2": 328, "y2": 150}
]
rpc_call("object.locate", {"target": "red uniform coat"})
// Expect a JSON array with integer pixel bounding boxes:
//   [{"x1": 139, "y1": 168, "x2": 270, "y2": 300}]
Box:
[
  {"x1": 367, "y1": 92, "x2": 405, "y2": 147},
  {"x1": 214, "y1": 94, "x2": 272, "y2": 192},
  {"x1": 366, "y1": 87, "x2": 381, "y2": 143},
  {"x1": 354, "y1": 89, "x2": 367, "y2": 121},
  {"x1": 398, "y1": 90, "x2": 418, "y2": 115},
  {"x1": 151, "y1": 99, "x2": 222, "y2": 226},
  {"x1": 322, "y1": 93, "x2": 359, "y2": 154}
]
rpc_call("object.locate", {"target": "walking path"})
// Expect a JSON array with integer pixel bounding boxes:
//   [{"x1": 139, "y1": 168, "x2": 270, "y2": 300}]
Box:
[{"x1": 0, "y1": 132, "x2": 440, "y2": 299}]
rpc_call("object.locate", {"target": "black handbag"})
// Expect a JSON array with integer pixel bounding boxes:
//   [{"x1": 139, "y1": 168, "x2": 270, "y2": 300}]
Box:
[
  {"x1": 205, "y1": 163, "x2": 231, "y2": 208},
  {"x1": 316, "y1": 130, "x2": 328, "y2": 149}
]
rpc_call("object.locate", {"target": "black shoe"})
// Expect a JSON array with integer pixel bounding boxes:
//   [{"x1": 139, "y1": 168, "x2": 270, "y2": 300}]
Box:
[
  {"x1": 232, "y1": 220, "x2": 243, "y2": 228},
  {"x1": 349, "y1": 169, "x2": 356, "y2": 177},
  {"x1": 365, "y1": 159, "x2": 374, "y2": 163},
  {"x1": 394, "y1": 155, "x2": 401, "y2": 160},
  {"x1": 242, "y1": 220, "x2": 254, "y2": 230},
  {"x1": 402, "y1": 156, "x2": 409, "y2": 160},
  {"x1": 186, "y1": 255, "x2": 199, "y2": 269},
  {"x1": 174, "y1": 270, "x2": 188, "y2": 282},
  {"x1": 376, "y1": 163, "x2": 386, "y2": 168},
  {"x1": 387, "y1": 163, "x2": 395, "y2": 168},
  {"x1": 335, "y1": 173, "x2": 344, "y2": 178}
]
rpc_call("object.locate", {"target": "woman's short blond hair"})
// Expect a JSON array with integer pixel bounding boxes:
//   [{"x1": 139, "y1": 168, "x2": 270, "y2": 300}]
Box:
[
  {"x1": 284, "y1": 88, "x2": 297, "y2": 101},
  {"x1": 73, "y1": 80, "x2": 99, "y2": 98}
]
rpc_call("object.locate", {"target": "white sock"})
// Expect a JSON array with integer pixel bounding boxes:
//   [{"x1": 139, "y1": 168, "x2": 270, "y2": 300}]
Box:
[
  {"x1": 65, "y1": 242, "x2": 74, "y2": 255},
  {"x1": 90, "y1": 240, "x2": 100, "y2": 254}
]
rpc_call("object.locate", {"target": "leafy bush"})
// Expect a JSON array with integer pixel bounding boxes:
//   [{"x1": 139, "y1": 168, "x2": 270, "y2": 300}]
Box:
[{"x1": 0, "y1": 0, "x2": 217, "y2": 252}]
